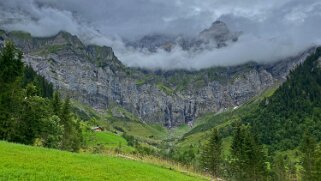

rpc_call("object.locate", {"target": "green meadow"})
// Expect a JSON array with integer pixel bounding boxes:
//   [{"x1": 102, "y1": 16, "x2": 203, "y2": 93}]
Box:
[{"x1": 0, "y1": 141, "x2": 206, "y2": 181}]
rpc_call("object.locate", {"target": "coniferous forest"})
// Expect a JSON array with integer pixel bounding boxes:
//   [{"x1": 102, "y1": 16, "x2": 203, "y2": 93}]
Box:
[{"x1": 242, "y1": 48, "x2": 321, "y2": 151}]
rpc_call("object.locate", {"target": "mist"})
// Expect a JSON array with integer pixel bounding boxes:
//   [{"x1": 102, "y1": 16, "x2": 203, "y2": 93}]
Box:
[{"x1": 0, "y1": 0, "x2": 321, "y2": 70}]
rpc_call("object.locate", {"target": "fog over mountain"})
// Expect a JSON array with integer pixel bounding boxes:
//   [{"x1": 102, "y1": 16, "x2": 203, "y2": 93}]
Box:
[{"x1": 1, "y1": 0, "x2": 321, "y2": 69}]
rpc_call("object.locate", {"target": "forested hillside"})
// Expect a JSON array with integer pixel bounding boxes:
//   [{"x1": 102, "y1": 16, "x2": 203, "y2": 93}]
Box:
[{"x1": 243, "y1": 47, "x2": 321, "y2": 151}]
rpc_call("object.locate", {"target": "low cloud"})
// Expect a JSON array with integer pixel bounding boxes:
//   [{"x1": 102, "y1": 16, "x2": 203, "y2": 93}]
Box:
[
  {"x1": 117, "y1": 34, "x2": 315, "y2": 70},
  {"x1": 0, "y1": 0, "x2": 321, "y2": 70}
]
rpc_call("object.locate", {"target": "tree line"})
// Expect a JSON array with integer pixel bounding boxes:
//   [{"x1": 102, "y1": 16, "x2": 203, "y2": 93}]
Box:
[{"x1": 201, "y1": 126, "x2": 321, "y2": 181}]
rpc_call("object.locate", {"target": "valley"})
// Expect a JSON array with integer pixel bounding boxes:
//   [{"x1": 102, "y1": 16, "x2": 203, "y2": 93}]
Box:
[{"x1": 1, "y1": 1, "x2": 321, "y2": 180}]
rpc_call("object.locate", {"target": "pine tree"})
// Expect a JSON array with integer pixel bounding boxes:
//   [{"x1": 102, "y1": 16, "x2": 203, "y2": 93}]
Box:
[
  {"x1": 59, "y1": 97, "x2": 82, "y2": 152},
  {"x1": 60, "y1": 97, "x2": 72, "y2": 150},
  {"x1": 52, "y1": 91, "x2": 61, "y2": 116},
  {"x1": 201, "y1": 128, "x2": 222, "y2": 177}
]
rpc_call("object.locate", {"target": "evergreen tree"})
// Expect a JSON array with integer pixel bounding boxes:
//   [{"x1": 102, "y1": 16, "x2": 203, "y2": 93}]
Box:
[
  {"x1": 60, "y1": 97, "x2": 72, "y2": 150},
  {"x1": 52, "y1": 91, "x2": 61, "y2": 116},
  {"x1": 73, "y1": 119, "x2": 83, "y2": 151},
  {"x1": 23, "y1": 66, "x2": 53, "y2": 98},
  {"x1": 0, "y1": 41, "x2": 24, "y2": 140},
  {"x1": 16, "y1": 95, "x2": 51, "y2": 144},
  {"x1": 201, "y1": 128, "x2": 222, "y2": 177},
  {"x1": 60, "y1": 97, "x2": 82, "y2": 151},
  {"x1": 0, "y1": 41, "x2": 23, "y2": 84},
  {"x1": 230, "y1": 124, "x2": 267, "y2": 181}
]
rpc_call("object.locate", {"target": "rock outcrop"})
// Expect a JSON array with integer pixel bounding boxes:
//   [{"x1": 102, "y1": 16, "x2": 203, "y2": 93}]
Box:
[{"x1": 199, "y1": 21, "x2": 239, "y2": 47}]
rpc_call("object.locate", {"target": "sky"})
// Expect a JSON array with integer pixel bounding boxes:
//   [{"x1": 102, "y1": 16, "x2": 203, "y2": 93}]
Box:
[{"x1": 0, "y1": 0, "x2": 321, "y2": 69}]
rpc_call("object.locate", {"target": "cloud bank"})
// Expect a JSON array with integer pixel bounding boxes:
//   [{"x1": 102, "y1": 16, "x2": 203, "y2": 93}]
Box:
[{"x1": 0, "y1": 0, "x2": 321, "y2": 69}]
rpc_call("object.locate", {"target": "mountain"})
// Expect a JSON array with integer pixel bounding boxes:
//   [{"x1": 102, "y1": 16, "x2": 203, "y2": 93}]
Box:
[
  {"x1": 0, "y1": 30, "x2": 314, "y2": 128},
  {"x1": 126, "y1": 20, "x2": 240, "y2": 52},
  {"x1": 199, "y1": 20, "x2": 239, "y2": 47}
]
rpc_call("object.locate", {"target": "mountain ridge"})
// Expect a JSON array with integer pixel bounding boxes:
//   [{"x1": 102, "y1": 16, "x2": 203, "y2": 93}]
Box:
[{"x1": 0, "y1": 30, "x2": 314, "y2": 127}]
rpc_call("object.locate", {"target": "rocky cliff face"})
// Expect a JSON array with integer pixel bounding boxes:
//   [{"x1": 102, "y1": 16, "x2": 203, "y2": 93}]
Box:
[{"x1": 0, "y1": 30, "x2": 313, "y2": 127}]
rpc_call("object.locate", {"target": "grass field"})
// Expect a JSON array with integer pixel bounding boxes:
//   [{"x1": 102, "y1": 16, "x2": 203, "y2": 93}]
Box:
[
  {"x1": 84, "y1": 131, "x2": 135, "y2": 153},
  {"x1": 0, "y1": 141, "x2": 207, "y2": 181}
]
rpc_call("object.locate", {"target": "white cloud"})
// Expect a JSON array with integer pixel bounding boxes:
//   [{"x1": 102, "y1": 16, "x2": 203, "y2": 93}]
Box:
[{"x1": 0, "y1": 0, "x2": 320, "y2": 69}]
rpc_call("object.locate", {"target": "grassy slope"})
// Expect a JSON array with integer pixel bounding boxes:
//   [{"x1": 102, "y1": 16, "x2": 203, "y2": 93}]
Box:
[
  {"x1": 174, "y1": 85, "x2": 308, "y2": 173},
  {"x1": 84, "y1": 131, "x2": 135, "y2": 153},
  {"x1": 72, "y1": 101, "x2": 167, "y2": 140},
  {"x1": 0, "y1": 141, "x2": 206, "y2": 181},
  {"x1": 176, "y1": 103, "x2": 257, "y2": 152}
]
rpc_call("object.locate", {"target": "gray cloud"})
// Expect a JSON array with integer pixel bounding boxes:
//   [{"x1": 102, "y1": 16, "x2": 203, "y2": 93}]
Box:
[{"x1": 0, "y1": 0, "x2": 321, "y2": 69}]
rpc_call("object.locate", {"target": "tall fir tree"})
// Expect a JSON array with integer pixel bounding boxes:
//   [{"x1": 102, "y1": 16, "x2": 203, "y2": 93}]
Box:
[
  {"x1": 60, "y1": 97, "x2": 72, "y2": 150},
  {"x1": 59, "y1": 97, "x2": 82, "y2": 152},
  {"x1": 230, "y1": 124, "x2": 267, "y2": 181},
  {"x1": 52, "y1": 91, "x2": 61, "y2": 116},
  {"x1": 201, "y1": 128, "x2": 222, "y2": 177}
]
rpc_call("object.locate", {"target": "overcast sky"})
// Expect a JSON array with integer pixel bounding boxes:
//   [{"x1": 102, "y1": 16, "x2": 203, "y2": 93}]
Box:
[{"x1": 1, "y1": 0, "x2": 321, "y2": 69}]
